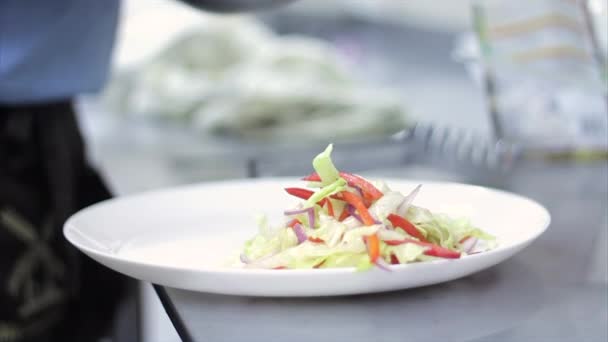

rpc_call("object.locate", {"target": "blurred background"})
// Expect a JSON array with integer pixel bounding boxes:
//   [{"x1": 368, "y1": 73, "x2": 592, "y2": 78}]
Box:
[{"x1": 70, "y1": 0, "x2": 606, "y2": 341}]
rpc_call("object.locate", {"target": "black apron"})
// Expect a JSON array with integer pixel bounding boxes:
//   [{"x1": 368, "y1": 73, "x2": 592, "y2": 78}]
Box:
[{"x1": 0, "y1": 101, "x2": 128, "y2": 342}]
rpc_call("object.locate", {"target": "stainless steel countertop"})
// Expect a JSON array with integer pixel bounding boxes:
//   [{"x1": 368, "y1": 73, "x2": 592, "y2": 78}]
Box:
[{"x1": 161, "y1": 160, "x2": 607, "y2": 342}]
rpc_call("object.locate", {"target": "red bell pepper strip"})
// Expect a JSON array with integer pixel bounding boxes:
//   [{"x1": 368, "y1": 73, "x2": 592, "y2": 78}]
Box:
[
  {"x1": 364, "y1": 234, "x2": 380, "y2": 263},
  {"x1": 308, "y1": 237, "x2": 325, "y2": 243},
  {"x1": 339, "y1": 191, "x2": 375, "y2": 226},
  {"x1": 285, "y1": 187, "x2": 314, "y2": 200},
  {"x1": 384, "y1": 238, "x2": 461, "y2": 259},
  {"x1": 390, "y1": 254, "x2": 400, "y2": 265},
  {"x1": 352, "y1": 185, "x2": 372, "y2": 208},
  {"x1": 425, "y1": 245, "x2": 462, "y2": 258},
  {"x1": 284, "y1": 187, "x2": 340, "y2": 203},
  {"x1": 339, "y1": 172, "x2": 383, "y2": 202},
  {"x1": 338, "y1": 207, "x2": 350, "y2": 221},
  {"x1": 301, "y1": 173, "x2": 322, "y2": 182},
  {"x1": 284, "y1": 188, "x2": 331, "y2": 206},
  {"x1": 326, "y1": 199, "x2": 335, "y2": 217},
  {"x1": 303, "y1": 172, "x2": 383, "y2": 203},
  {"x1": 387, "y1": 214, "x2": 428, "y2": 242}
]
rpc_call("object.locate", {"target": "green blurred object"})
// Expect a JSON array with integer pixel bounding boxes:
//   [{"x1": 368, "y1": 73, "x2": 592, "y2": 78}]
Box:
[{"x1": 103, "y1": 17, "x2": 408, "y2": 143}]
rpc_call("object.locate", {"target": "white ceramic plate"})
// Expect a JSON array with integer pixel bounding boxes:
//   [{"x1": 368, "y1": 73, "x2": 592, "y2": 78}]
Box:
[{"x1": 64, "y1": 178, "x2": 550, "y2": 297}]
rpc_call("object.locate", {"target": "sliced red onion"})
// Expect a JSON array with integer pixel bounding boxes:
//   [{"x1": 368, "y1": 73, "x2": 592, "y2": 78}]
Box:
[
  {"x1": 240, "y1": 253, "x2": 250, "y2": 264},
  {"x1": 396, "y1": 184, "x2": 422, "y2": 217},
  {"x1": 461, "y1": 237, "x2": 478, "y2": 254},
  {"x1": 374, "y1": 258, "x2": 393, "y2": 272},
  {"x1": 293, "y1": 223, "x2": 307, "y2": 244},
  {"x1": 354, "y1": 186, "x2": 365, "y2": 198},
  {"x1": 308, "y1": 209, "x2": 316, "y2": 228},
  {"x1": 347, "y1": 204, "x2": 362, "y2": 223},
  {"x1": 284, "y1": 207, "x2": 315, "y2": 228},
  {"x1": 284, "y1": 207, "x2": 312, "y2": 216}
]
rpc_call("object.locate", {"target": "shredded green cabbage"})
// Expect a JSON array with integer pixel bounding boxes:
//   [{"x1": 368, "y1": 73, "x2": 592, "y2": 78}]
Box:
[
  {"x1": 406, "y1": 205, "x2": 496, "y2": 250},
  {"x1": 306, "y1": 178, "x2": 347, "y2": 206},
  {"x1": 239, "y1": 144, "x2": 497, "y2": 270},
  {"x1": 312, "y1": 143, "x2": 340, "y2": 185}
]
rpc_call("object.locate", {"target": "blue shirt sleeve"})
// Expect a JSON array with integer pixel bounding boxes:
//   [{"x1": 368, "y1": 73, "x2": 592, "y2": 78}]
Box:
[{"x1": 0, "y1": 0, "x2": 120, "y2": 104}]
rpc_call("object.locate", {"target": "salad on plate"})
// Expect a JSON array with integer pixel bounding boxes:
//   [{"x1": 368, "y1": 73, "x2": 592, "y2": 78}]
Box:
[{"x1": 239, "y1": 144, "x2": 496, "y2": 271}]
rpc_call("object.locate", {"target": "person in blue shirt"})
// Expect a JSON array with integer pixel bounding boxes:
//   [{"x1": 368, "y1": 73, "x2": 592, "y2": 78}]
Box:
[{"x1": 0, "y1": 1, "x2": 294, "y2": 341}]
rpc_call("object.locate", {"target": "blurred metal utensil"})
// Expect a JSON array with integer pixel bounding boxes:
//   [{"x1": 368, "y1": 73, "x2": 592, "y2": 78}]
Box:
[
  {"x1": 247, "y1": 122, "x2": 522, "y2": 178},
  {"x1": 394, "y1": 123, "x2": 521, "y2": 170},
  {"x1": 182, "y1": 0, "x2": 297, "y2": 13}
]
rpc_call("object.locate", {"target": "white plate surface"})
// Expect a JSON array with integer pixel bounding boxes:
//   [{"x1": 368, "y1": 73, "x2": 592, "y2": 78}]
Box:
[{"x1": 64, "y1": 178, "x2": 550, "y2": 297}]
